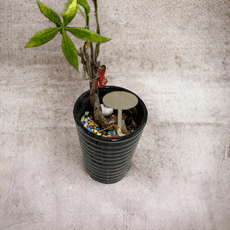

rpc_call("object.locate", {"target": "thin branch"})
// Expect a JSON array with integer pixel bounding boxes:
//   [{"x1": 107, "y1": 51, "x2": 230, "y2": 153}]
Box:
[
  {"x1": 83, "y1": 90, "x2": 96, "y2": 104},
  {"x1": 83, "y1": 43, "x2": 91, "y2": 76},
  {"x1": 77, "y1": 48, "x2": 86, "y2": 65}
]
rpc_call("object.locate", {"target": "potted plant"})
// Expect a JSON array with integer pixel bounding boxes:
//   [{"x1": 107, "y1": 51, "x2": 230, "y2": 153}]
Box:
[{"x1": 25, "y1": 0, "x2": 148, "y2": 184}]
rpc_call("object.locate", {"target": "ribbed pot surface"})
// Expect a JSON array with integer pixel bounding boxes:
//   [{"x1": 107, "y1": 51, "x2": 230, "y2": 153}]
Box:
[{"x1": 73, "y1": 86, "x2": 148, "y2": 184}]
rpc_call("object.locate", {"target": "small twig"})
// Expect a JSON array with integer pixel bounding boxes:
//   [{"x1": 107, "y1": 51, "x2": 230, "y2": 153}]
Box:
[
  {"x1": 77, "y1": 48, "x2": 86, "y2": 65},
  {"x1": 83, "y1": 42, "x2": 90, "y2": 59},
  {"x1": 109, "y1": 120, "x2": 116, "y2": 124},
  {"x1": 110, "y1": 124, "x2": 126, "y2": 137},
  {"x1": 83, "y1": 42, "x2": 92, "y2": 81},
  {"x1": 99, "y1": 125, "x2": 113, "y2": 133}
]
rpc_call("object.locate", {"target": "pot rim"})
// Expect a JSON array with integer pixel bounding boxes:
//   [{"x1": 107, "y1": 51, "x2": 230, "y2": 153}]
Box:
[{"x1": 73, "y1": 85, "x2": 148, "y2": 142}]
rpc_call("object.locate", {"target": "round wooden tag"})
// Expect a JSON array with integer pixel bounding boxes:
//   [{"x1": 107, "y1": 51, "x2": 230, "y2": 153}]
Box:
[{"x1": 103, "y1": 91, "x2": 138, "y2": 128}]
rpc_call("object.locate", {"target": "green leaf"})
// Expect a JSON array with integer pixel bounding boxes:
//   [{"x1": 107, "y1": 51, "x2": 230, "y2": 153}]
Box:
[
  {"x1": 24, "y1": 28, "x2": 60, "y2": 48},
  {"x1": 37, "y1": 0, "x2": 62, "y2": 26},
  {"x1": 62, "y1": 28, "x2": 79, "y2": 71},
  {"x1": 77, "y1": 5, "x2": 86, "y2": 20},
  {"x1": 65, "y1": 27, "x2": 111, "y2": 43},
  {"x1": 78, "y1": 0, "x2": 90, "y2": 13},
  {"x1": 62, "y1": 0, "x2": 78, "y2": 26}
]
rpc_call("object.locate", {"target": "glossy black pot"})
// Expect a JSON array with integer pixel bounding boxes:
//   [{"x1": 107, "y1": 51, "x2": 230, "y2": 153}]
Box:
[{"x1": 73, "y1": 86, "x2": 148, "y2": 184}]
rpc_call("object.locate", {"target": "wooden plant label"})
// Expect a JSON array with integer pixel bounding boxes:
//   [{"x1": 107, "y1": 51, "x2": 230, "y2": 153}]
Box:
[{"x1": 103, "y1": 91, "x2": 138, "y2": 128}]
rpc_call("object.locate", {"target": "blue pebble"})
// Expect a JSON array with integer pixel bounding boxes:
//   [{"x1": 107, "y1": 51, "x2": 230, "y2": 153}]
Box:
[
  {"x1": 108, "y1": 131, "x2": 113, "y2": 135},
  {"x1": 87, "y1": 127, "x2": 91, "y2": 131},
  {"x1": 96, "y1": 128, "x2": 100, "y2": 131},
  {"x1": 112, "y1": 131, "x2": 116, "y2": 134}
]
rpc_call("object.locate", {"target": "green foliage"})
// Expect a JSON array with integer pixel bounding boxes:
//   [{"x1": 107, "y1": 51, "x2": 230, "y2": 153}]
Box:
[
  {"x1": 25, "y1": 0, "x2": 110, "y2": 71},
  {"x1": 24, "y1": 28, "x2": 60, "y2": 48},
  {"x1": 62, "y1": 0, "x2": 78, "y2": 26},
  {"x1": 62, "y1": 28, "x2": 79, "y2": 70},
  {"x1": 37, "y1": 0, "x2": 62, "y2": 26},
  {"x1": 78, "y1": 0, "x2": 90, "y2": 13},
  {"x1": 65, "y1": 27, "x2": 110, "y2": 43},
  {"x1": 77, "y1": 5, "x2": 86, "y2": 19}
]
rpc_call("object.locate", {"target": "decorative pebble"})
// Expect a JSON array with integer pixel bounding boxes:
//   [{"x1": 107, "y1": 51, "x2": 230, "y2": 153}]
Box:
[
  {"x1": 84, "y1": 111, "x2": 89, "y2": 117},
  {"x1": 81, "y1": 110, "x2": 135, "y2": 138},
  {"x1": 101, "y1": 104, "x2": 113, "y2": 117}
]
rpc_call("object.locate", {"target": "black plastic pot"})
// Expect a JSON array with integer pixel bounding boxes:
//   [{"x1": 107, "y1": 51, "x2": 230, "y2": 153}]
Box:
[{"x1": 73, "y1": 86, "x2": 148, "y2": 184}]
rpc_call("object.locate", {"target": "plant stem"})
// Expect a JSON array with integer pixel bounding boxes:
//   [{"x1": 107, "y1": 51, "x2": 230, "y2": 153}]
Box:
[
  {"x1": 85, "y1": 10, "x2": 89, "y2": 29},
  {"x1": 55, "y1": 23, "x2": 62, "y2": 34},
  {"x1": 93, "y1": 0, "x2": 100, "y2": 35},
  {"x1": 93, "y1": 0, "x2": 100, "y2": 60},
  {"x1": 78, "y1": 1, "x2": 109, "y2": 128}
]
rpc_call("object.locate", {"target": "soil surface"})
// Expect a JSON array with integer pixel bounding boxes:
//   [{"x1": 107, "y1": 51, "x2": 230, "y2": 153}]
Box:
[{"x1": 82, "y1": 109, "x2": 137, "y2": 137}]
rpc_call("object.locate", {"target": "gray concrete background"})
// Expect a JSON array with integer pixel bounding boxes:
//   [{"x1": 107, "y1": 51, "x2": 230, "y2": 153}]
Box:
[{"x1": 1, "y1": 0, "x2": 230, "y2": 229}]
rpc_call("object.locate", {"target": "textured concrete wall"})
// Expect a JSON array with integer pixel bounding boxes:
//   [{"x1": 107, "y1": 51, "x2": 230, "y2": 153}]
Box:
[{"x1": 1, "y1": 0, "x2": 230, "y2": 229}]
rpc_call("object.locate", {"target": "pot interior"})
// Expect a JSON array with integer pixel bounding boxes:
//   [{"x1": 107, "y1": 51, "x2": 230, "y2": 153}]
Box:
[{"x1": 74, "y1": 85, "x2": 148, "y2": 141}]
